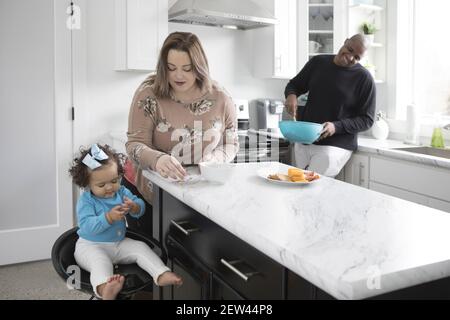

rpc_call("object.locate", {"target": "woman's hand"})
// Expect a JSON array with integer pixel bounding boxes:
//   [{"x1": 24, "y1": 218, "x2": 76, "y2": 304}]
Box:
[
  {"x1": 284, "y1": 94, "x2": 298, "y2": 120},
  {"x1": 155, "y1": 154, "x2": 187, "y2": 180}
]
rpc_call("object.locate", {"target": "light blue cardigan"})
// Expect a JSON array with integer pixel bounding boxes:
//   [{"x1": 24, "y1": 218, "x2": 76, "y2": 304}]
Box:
[{"x1": 76, "y1": 186, "x2": 145, "y2": 242}]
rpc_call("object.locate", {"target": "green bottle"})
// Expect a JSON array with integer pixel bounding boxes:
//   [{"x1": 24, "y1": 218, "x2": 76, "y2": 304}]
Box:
[{"x1": 431, "y1": 127, "x2": 445, "y2": 148}]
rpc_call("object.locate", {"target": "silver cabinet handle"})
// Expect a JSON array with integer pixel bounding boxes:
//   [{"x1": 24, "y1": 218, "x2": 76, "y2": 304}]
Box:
[
  {"x1": 359, "y1": 163, "x2": 365, "y2": 186},
  {"x1": 170, "y1": 220, "x2": 199, "y2": 236},
  {"x1": 220, "y1": 259, "x2": 258, "y2": 282}
]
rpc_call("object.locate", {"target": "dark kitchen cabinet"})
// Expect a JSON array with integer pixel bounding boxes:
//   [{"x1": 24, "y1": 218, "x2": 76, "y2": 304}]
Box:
[
  {"x1": 165, "y1": 235, "x2": 212, "y2": 300},
  {"x1": 155, "y1": 188, "x2": 284, "y2": 300},
  {"x1": 286, "y1": 270, "x2": 316, "y2": 300},
  {"x1": 211, "y1": 275, "x2": 245, "y2": 300}
]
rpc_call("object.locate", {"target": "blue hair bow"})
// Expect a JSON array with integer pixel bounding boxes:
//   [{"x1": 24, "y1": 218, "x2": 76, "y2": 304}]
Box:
[{"x1": 82, "y1": 144, "x2": 109, "y2": 170}]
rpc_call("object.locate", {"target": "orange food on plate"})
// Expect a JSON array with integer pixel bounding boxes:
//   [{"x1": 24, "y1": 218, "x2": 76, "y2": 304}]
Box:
[
  {"x1": 288, "y1": 168, "x2": 303, "y2": 177},
  {"x1": 267, "y1": 167, "x2": 320, "y2": 183},
  {"x1": 291, "y1": 176, "x2": 308, "y2": 183},
  {"x1": 288, "y1": 167, "x2": 306, "y2": 182}
]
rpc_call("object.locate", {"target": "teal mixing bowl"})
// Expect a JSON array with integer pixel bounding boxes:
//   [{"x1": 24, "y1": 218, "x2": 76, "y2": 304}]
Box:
[{"x1": 279, "y1": 121, "x2": 323, "y2": 144}]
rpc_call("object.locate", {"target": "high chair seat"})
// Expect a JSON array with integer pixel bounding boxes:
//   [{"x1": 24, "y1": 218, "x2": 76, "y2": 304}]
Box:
[{"x1": 51, "y1": 227, "x2": 167, "y2": 299}]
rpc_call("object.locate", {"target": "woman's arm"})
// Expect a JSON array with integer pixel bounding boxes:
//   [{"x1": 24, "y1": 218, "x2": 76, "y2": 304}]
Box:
[
  {"x1": 125, "y1": 88, "x2": 166, "y2": 171},
  {"x1": 202, "y1": 93, "x2": 239, "y2": 163}
]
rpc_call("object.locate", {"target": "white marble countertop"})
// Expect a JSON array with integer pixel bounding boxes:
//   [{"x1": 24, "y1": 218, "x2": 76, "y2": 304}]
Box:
[
  {"x1": 111, "y1": 129, "x2": 450, "y2": 169},
  {"x1": 144, "y1": 162, "x2": 450, "y2": 300},
  {"x1": 357, "y1": 137, "x2": 450, "y2": 169}
]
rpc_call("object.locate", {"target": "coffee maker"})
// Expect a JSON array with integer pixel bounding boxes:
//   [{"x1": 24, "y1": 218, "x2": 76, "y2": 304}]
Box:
[{"x1": 249, "y1": 99, "x2": 288, "y2": 132}]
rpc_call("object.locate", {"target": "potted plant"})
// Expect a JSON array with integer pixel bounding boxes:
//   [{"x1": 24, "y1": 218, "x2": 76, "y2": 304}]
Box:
[{"x1": 361, "y1": 22, "x2": 377, "y2": 44}]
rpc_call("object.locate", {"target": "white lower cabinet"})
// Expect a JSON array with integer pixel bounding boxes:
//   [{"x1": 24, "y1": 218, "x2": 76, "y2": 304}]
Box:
[
  {"x1": 370, "y1": 157, "x2": 450, "y2": 201},
  {"x1": 345, "y1": 152, "x2": 450, "y2": 213},
  {"x1": 343, "y1": 153, "x2": 369, "y2": 188},
  {"x1": 369, "y1": 181, "x2": 429, "y2": 206}
]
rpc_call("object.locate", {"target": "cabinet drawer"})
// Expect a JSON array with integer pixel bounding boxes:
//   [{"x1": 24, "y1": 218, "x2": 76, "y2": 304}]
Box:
[
  {"x1": 369, "y1": 182, "x2": 429, "y2": 206},
  {"x1": 370, "y1": 157, "x2": 450, "y2": 201},
  {"x1": 162, "y1": 192, "x2": 283, "y2": 299},
  {"x1": 210, "y1": 226, "x2": 283, "y2": 300}
]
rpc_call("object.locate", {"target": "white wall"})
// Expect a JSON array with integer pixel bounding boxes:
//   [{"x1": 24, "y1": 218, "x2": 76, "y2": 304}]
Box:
[
  {"x1": 74, "y1": 0, "x2": 149, "y2": 147},
  {"x1": 76, "y1": 0, "x2": 288, "y2": 148},
  {"x1": 168, "y1": 22, "x2": 288, "y2": 100}
]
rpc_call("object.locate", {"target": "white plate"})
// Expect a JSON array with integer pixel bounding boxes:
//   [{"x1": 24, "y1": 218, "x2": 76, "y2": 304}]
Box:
[{"x1": 256, "y1": 167, "x2": 319, "y2": 186}]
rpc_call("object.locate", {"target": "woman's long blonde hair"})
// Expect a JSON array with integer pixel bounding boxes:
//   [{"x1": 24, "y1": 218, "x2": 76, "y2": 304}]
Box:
[{"x1": 144, "y1": 32, "x2": 213, "y2": 99}]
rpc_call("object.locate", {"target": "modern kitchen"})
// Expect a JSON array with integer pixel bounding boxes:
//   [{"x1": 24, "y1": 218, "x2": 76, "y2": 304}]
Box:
[{"x1": 1, "y1": 0, "x2": 450, "y2": 302}]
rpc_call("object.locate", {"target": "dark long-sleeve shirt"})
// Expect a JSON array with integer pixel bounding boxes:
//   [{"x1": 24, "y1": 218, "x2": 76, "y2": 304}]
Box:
[{"x1": 284, "y1": 55, "x2": 376, "y2": 151}]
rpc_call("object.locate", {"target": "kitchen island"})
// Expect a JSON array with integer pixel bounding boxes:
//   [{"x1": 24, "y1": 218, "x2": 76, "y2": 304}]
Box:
[{"x1": 144, "y1": 162, "x2": 450, "y2": 300}]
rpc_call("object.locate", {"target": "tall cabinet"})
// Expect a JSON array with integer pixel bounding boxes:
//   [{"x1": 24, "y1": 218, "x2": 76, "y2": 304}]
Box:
[{"x1": 253, "y1": 0, "x2": 297, "y2": 79}]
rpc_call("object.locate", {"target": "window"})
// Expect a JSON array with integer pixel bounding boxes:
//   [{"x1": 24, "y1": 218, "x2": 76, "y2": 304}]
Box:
[{"x1": 396, "y1": 0, "x2": 450, "y2": 120}]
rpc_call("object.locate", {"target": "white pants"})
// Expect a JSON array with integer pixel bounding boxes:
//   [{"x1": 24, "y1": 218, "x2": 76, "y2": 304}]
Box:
[
  {"x1": 74, "y1": 237, "x2": 170, "y2": 298},
  {"x1": 294, "y1": 143, "x2": 353, "y2": 178}
]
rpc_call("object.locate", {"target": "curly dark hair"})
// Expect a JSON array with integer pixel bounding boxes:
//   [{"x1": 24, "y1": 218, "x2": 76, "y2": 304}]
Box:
[{"x1": 69, "y1": 144, "x2": 126, "y2": 188}]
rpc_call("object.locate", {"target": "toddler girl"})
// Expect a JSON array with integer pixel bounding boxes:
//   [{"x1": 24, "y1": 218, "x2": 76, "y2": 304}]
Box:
[{"x1": 69, "y1": 144, "x2": 182, "y2": 299}]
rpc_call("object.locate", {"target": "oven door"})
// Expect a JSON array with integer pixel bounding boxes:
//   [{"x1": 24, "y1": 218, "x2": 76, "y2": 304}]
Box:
[{"x1": 234, "y1": 148, "x2": 269, "y2": 163}]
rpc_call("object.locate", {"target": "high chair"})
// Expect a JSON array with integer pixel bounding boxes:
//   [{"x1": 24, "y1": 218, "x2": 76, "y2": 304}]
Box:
[{"x1": 51, "y1": 227, "x2": 167, "y2": 300}]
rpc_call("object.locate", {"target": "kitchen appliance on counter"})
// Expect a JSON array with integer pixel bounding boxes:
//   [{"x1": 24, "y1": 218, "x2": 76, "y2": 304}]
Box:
[{"x1": 249, "y1": 99, "x2": 284, "y2": 132}]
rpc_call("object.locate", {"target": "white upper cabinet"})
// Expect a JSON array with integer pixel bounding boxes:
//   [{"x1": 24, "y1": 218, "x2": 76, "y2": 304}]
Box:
[
  {"x1": 297, "y1": 0, "x2": 347, "y2": 70},
  {"x1": 115, "y1": 0, "x2": 168, "y2": 71},
  {"x1": 253, "y1": 0, "x2": 297, "y2": 79}
]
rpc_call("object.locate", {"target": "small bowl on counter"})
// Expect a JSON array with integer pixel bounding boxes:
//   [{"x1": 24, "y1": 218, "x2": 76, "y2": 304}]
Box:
[
  {"x1": 198, "y1": 162, "x2": 236, "y2": 184},
  {"x1": 279, "y1": 121, "x2": 323, "y2": 144}
]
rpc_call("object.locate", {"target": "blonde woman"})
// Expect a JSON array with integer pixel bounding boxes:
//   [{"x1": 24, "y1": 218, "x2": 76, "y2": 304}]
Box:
[{"x1": 126, "y1": 32, "x2": 239, "y2": 205}]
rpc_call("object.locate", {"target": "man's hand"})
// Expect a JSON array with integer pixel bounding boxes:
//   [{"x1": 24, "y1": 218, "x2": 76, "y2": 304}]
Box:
[
  {"x1": 284, "y1": 94, "x2": 298, "y2": 120},
  {"x1": 155, "y1": 154, "x2": 187, "y2": 180},
  {"x1": 319, "y1": 122, "x2": 336, "y2": 140},
  {"x1": 106, "y1": 205, "x2": 126, "y2": 224}
]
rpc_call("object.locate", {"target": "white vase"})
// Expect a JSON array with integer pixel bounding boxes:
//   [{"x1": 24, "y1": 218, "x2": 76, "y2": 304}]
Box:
[
  {"x1": 364, "y1": 34, "x2": 374, "y2": 45},
  {"x1": 372, "y1": 118, "x2": 389, "y2": 140}
]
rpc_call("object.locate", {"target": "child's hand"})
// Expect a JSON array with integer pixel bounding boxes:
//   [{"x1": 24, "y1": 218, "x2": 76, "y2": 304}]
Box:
[
  {"x1": 122, "y1": 196, "x2": 140, "y2": 214},
  {"x1": 107, "y1": 205, "x2": 126, "y2": 223}
]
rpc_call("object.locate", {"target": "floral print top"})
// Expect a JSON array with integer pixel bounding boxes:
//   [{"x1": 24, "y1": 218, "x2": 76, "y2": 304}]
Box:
[{"x1": 126, "y1": 82, "x2": 239, "y2": 204}]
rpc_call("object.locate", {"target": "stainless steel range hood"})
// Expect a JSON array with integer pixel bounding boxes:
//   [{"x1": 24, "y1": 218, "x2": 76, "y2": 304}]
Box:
[{"x1": 169, "y1": 0, "x2": 277, "y2": 30}]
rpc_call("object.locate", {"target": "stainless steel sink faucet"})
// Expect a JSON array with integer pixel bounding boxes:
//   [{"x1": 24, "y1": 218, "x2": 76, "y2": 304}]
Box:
[{"x1": 443, "y1": 124, "x2": 450, "y2": 130}]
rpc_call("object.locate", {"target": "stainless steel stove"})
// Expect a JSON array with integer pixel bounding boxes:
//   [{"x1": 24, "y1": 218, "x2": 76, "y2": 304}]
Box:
[
  {"x1": 234, "y1": 129, "x2": 290, "y2": 164},
  {"x1": 233, "y1": 99, "x2": 291, "y2": 164}
]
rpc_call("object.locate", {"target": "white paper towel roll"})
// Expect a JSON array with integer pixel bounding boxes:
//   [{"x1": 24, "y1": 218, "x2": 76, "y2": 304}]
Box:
[{"x1": 405, "y1": 104, "x2": 420, "y2": 144}]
